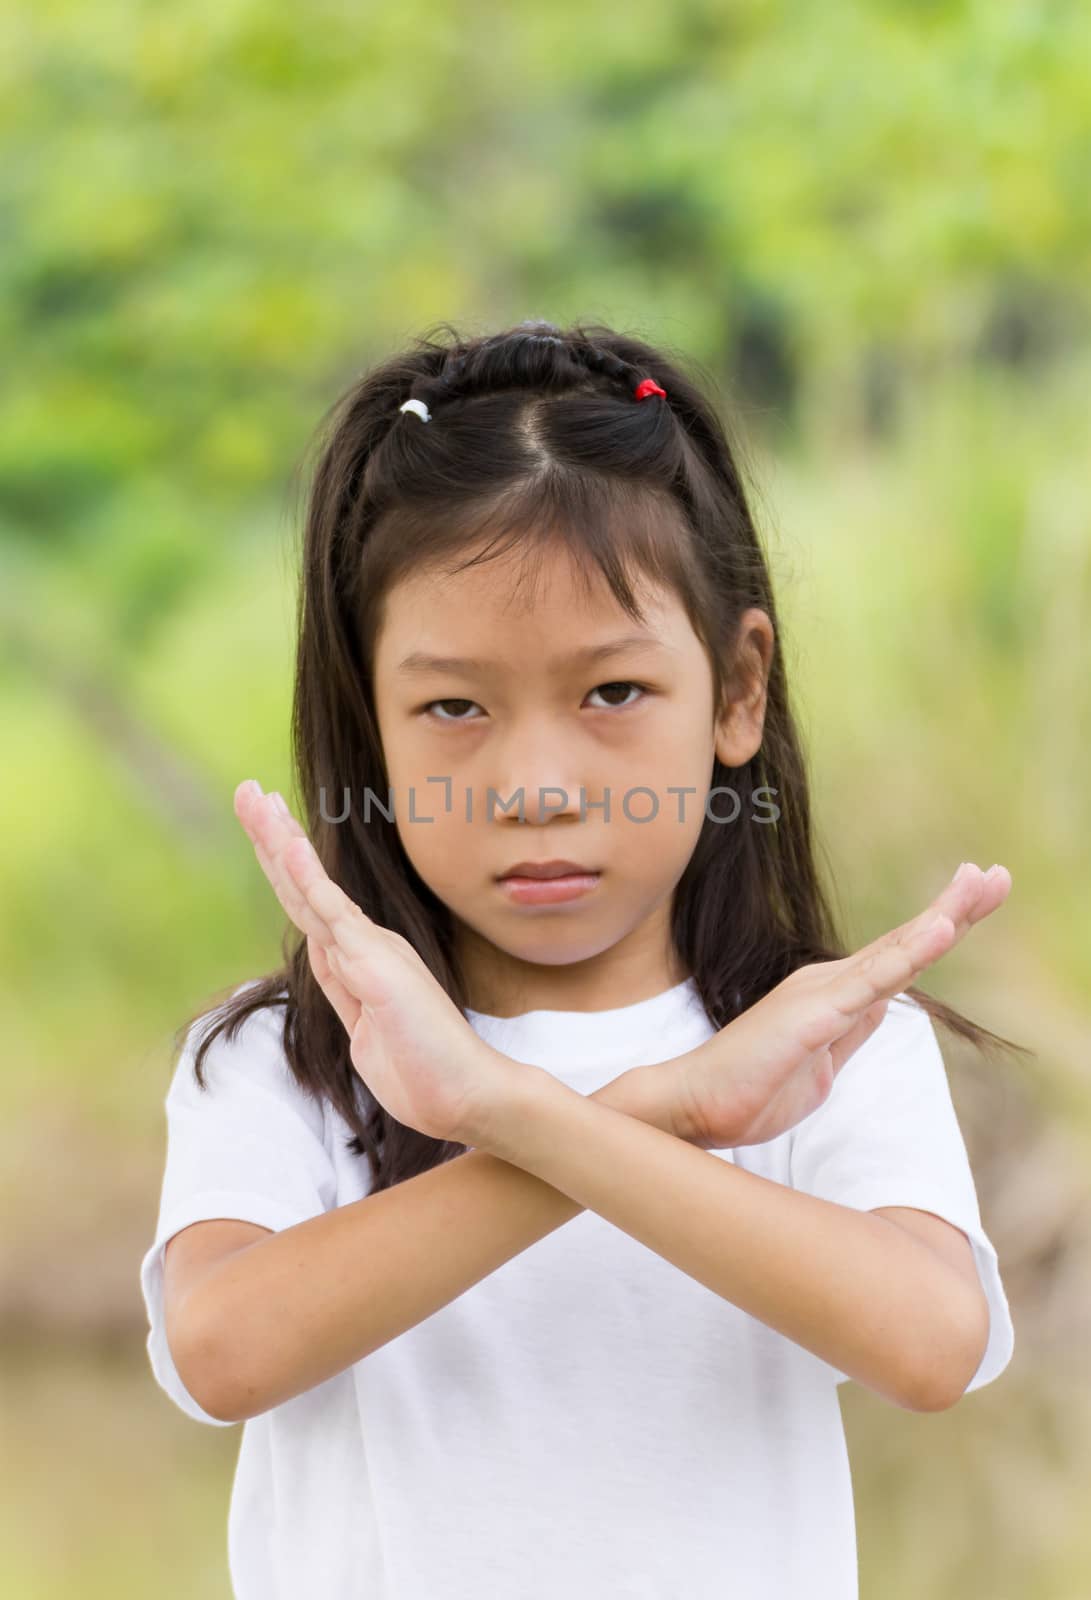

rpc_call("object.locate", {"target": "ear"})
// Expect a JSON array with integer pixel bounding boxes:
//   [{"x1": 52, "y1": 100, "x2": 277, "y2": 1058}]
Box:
[{"x1": 714, "y1": 608, "x2": 775, "y2": 769}]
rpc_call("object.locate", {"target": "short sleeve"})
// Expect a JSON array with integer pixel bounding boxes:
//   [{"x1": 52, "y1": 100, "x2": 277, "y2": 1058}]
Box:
[
  {"x1": 788, "y1": 991, "x2": 1015, "y2": 1394},
  {"x1": 139, "y1": 987, "x2": 338, "y2": 1425}
]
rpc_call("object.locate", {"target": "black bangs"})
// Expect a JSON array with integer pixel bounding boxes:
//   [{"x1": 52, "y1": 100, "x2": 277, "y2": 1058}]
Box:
[{"x1": 365, "y1": 464, "x2": 707, "y2": 640}]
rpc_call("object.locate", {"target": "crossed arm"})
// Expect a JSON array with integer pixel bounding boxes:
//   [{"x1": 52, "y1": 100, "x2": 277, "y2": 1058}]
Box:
[
  {"x1": 475, "y1": 1063, "x2": 990, "y2": 1413},
  {"x1": 194, "y1": 782, "x2": 993, "y2": 1424},
  {"x1": 179, "y1": 1054, "x2": 987, "y2": 1424}
]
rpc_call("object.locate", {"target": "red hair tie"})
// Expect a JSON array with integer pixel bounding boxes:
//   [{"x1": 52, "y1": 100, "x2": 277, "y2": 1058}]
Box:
[{"x1": 633, "y1": 378, "x2": 667, "y2": 402}]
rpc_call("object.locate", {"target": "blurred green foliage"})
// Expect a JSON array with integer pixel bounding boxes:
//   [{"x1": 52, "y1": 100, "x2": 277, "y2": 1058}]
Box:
[{"x1": 1, "y1": 0, "x2": 1089, "y2": 1593}]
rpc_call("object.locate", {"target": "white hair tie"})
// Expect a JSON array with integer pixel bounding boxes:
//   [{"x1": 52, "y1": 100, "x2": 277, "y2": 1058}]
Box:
[{"x1": 398, "y1": 398, "x2": 431, "y2": 423}]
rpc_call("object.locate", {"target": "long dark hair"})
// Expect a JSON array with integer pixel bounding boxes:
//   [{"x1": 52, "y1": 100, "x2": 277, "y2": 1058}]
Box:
[{"x1": 184, "y1": 317, "x2": 1031, "y2": 1194}]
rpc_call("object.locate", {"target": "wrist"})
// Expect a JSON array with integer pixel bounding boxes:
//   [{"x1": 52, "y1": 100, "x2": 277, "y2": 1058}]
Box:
[
  {"x1": 459, "y1": 1049, "x2": 559, "y2": 1156},
  {"x1": 460, "y1": 1054, "x2": 694, "y2": 1157},
  {"x1": 594, "y1": 1062, "x2": 687, "y2": 1139}
]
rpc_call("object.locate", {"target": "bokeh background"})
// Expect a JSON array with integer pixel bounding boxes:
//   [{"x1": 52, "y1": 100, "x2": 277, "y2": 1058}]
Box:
[{"x1": 2, "y1": 1, "x2": 1089, "y2": 1595}]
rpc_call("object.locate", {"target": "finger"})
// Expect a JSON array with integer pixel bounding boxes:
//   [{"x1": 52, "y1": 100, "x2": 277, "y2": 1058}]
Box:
[
  {"x1": 253, "y1": 818, "x2": 334, "y2": 946},
  {"x1": 280, "y1": 834, "x2": 381, "y2": 962},
  {"x1": 307, "y1": 933, "x2": 361, "y2": 1037},
  {"x1": 835, "y1": 910, "x2": 960, "y2": 1020},
  {"x1": 834, "y1": 860, "x2": 1012, "y2": 1013},
  {"x1": 235, "y1": 783, "x2": 336, "y2": 946},
  {"x1": 788, "y1": 915, "x2": 955, "y2": 1057},
  {"x1": 956, "y1": 863, "x2": 1012, "y2": 928},
  {"x1": 914, "y1": 861, "x2": 1011, "y2": 941},
  {"x1": 828, "y1": 998, "x2": 889, "y2": 1072},
  {"x1": 877, "y1": 861, "x2": 1010, "y2": 956}
]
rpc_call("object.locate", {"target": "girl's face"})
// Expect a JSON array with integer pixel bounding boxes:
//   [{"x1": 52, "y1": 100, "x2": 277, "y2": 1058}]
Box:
[{"x1": 371, "y1": 538, "x2": 770, "y2": 1016}]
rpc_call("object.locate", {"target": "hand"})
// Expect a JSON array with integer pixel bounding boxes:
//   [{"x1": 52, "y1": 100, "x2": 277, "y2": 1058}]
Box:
[
  {"x1": 658, "y1": 861, "x2": 1012, "y2": 1150},
  {"x1": 233, "y1": 779, "x2": 518, "y2": 1147}
]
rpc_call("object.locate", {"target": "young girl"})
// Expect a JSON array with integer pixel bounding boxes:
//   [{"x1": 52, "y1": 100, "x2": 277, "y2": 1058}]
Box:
[{"x1": 140, "y1": 319, "x2": 1023, "y2": 1600}]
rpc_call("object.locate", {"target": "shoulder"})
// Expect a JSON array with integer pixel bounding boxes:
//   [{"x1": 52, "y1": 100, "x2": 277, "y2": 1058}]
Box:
[
  {"x1": 794, "y1": 989, "x2": 948, "y2": 1134},
  {"x1": 171, "y1": 980, "x2": 326, "y2": 1141},
  {"x1": 847, "y1": 987, "x2": 946, "y2": 1078}
]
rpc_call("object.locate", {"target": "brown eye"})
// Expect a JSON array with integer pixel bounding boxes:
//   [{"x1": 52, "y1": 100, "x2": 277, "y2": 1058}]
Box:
[
  {"x1": 425, "y1": 698, "x2": 482, "y2": 723},
  {"x1": 586, "y1": 681, "x2": 645, "y2": 710}
]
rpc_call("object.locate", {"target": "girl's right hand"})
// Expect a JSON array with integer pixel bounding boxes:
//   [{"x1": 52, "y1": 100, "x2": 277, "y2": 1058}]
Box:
[
  {"x1": 656, "y1": 861, "x2": 1012, "y2": 1150},
  {"x1": 234, "y1": 779, "x2": 530, "y2": 1148}
]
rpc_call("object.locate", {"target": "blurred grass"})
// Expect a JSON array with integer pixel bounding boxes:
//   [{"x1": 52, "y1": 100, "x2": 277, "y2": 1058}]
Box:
[
  {"x1": 783, "y1": 352, "x2": 1090, "y2": 1010},
  {"x1": 0, "y1": 1340, "x2": 235, "y2": 1600}
]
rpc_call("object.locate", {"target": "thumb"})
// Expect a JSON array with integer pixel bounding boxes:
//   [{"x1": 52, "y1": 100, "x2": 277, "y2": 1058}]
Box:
[
  {"x1": 828, "y1": 998, "x2": 889, "y2": 1074},
  {"x1": 308, "y1": 934, "x2": 361, "y2": 1038}
]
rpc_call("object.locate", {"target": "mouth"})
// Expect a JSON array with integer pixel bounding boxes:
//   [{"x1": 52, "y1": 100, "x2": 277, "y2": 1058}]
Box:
[
  {"x1": 494, "y1": 862, "x2": 602, "y2": 906},
  {"x1": 495, "y1": 860, "x2": 599, "y2": 881}
]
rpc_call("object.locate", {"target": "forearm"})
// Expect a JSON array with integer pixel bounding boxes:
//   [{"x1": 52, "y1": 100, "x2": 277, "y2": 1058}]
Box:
[
  {"x1": 478, "y1": 1071, "x2": 987, "y2": 1413},
  {"x1": 183, "y1": 1067, "x2": 672, "y2": 1423}
]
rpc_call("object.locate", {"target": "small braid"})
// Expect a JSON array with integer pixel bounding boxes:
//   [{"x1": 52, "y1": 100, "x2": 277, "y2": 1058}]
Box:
[
  {"x1": 397, "y1": 332, "x2": 666, "y2": 424},
  {"x1": 393, "y1": 350, "x2": 467, "y2": 424},
  {"x1": 571, "y1": 338, "x2": 665, "y2": 404},
  {"x1": 436, "y1": 352, "x2": 466, "y2": 391},
  {"x1": 577, "y1": 343, "x2": 630, "y2": 382}
]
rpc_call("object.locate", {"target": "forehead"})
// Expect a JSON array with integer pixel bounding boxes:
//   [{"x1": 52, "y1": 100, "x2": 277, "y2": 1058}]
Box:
[{"x1": 374, "y1": 542, "x2": 692, "y2": 674}]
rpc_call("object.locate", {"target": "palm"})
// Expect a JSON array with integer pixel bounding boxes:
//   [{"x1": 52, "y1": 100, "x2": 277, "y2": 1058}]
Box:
[
  {"x1": 675, "y1": 861, "x2": 1011, "y2": 1149},
  {"x1": 234, "y1": 781, "x2": 510, "y2": 1145},
  {"x1": 334, "y1": 933, "x2": 498, "y2": 1142},
  {"x1": 680, "y1": 1000, "x2": 877, "y2": 1150}
]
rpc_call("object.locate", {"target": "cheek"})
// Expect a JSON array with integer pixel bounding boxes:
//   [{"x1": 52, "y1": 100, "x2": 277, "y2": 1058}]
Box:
[
  {"x1": 619, "y1": 724, "x2": 714, "y2": 805},
  {"x1": 611, "y1": 801, "x2": 704, "y2": 868},
  {"x1": 612, "y1": 729, "x2": 714, "y2": 851},
  {"x1": 394, "y1": 808, "x2": 475, "y2": 889},
  {"x1": 377, "y1": 725, "x2": 458, "y2": 816}
]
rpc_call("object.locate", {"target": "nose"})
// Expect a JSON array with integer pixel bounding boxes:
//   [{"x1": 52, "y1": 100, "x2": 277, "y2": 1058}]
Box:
[{"x1": 489, "y1": 725, "x2": 589, "y2": 825}]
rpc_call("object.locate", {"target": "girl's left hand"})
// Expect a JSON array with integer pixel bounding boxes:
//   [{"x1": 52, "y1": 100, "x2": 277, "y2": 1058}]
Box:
[
  {"x1": 233, "y1": 779, "x2": 517, "y2": 1148},
  {"x1": 661, "y1": 860, "x2": 1012, "y2": 1150}
]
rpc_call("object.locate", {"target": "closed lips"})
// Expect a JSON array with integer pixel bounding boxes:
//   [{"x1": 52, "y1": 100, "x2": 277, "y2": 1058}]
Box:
[{"x1": 497, "y1": 862, "x2": 599, "y2": 879}]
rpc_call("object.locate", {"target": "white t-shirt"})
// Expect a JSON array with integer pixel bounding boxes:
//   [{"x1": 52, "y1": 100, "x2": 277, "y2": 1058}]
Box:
[{"x1": 140, "y1": 978, "x2": 1014, "y2": 1600}]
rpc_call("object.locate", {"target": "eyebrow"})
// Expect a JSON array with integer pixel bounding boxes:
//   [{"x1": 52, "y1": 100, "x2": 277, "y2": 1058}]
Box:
[{"x1": 396, "y1": 634, "x2": 677, "y2": 676}]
